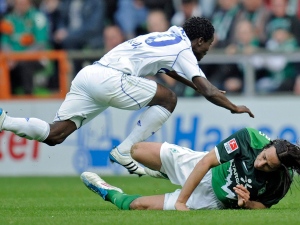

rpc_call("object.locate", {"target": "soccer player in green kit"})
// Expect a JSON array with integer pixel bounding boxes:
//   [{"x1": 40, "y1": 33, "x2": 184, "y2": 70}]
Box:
[{"x1": 81, "y1": 127, "x2": 300, "y2": 210}]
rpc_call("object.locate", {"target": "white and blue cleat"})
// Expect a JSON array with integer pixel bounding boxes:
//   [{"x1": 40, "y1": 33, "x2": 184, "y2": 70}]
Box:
[
  {"x1": 109, "y1": 148, "x2": 146, "y2": 177},
  {"x1": 80, "y1": 172, "x2": 123, "y2": 200},
  {"x1": 0, "y1": 108, "x2": 7, "y2": 132}
]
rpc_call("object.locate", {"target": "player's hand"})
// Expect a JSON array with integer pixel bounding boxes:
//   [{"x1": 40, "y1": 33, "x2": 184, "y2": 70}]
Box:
[
  {"x1": 175, "y1": 202, "x2": 190, "y2": 211},
  {"x1": 233, "y1": 184, "x2": 250, "y2": 208},
  {"x1": 219, "y1": 90, "x2": 226, "y2": 94},
  {"x1": 231, "y1": 105, "x2": 255, "y2": 118}
]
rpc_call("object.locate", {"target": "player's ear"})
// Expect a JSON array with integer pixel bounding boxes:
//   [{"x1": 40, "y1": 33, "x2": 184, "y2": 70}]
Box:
[{"x1": 198, "y1": 37, "x2": 204, "y2": 46}]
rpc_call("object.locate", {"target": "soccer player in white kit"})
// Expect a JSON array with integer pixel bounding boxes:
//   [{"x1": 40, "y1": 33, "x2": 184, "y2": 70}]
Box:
[{"x1": 0, "y1": 17, "x2": 254, "y2": 176}]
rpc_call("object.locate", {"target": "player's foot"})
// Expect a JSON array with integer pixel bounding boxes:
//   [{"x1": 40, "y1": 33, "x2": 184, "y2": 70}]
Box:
[
  {"x1": 80, "y1": 172, "x2": 123, "y2": 200},
  {"x1": 0, "y1": 108, "x2": 7, "y2": 132},
  {"x1": 144, "y1": 167, "x2": 169, "y2": 179},
  {"x1": 109, "y1": 147, "x2": 146, "y2": 176}
]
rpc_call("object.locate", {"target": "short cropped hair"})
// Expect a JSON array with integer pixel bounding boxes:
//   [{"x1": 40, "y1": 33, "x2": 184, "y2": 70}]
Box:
[{"x1": 182, "y1": 17, "x2": 215, "y2": 42}]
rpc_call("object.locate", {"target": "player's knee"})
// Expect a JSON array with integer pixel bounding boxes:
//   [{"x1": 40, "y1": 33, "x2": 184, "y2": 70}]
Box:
[
  {"x1": 165, "y1": 90, "x2": 177, "y2": 111},
  {"x1": 130, "y1": 143, "x2": 143, "y2": 160},
  {"x1": 130, "y1": 143, "x2": 139, "y2": 159}
]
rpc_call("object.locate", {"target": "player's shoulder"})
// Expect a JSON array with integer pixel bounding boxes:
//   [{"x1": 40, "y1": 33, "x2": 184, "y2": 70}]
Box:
[{"x1": 245, "y1": 127, "x2": 270, "y2": 140}]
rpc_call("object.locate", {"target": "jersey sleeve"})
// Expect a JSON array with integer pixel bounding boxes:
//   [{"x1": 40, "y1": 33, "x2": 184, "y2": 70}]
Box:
[
  {"x1": 215, "y1": 128, "x2": 271, "y2": 164},
  {"x1": 173, "y1": 48, "x2": 206, "y2": 81}
]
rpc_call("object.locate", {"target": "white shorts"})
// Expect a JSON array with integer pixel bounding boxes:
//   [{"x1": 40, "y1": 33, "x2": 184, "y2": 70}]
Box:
[
  {"x1": 53, "y1": 63, "x2": 157, "y2": 128},
  {"x1": 160, "y1": 142, "x2": 224, "y2": 210}
]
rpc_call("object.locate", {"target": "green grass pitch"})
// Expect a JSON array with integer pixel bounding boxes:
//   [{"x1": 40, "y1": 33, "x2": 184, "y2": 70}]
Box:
[{"x1": 0, "y1": 175, "x2": 300, "y2": 225}]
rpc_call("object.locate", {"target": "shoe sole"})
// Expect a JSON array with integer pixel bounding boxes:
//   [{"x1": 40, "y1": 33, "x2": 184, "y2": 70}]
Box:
[{"x1": 81, "y1": 174, "x2": 108, "y2": 200}]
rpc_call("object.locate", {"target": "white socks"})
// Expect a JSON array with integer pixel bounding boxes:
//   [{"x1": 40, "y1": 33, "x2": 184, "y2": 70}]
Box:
[
  {"x1": 2, "y1": 115, "x2": 50, "y2": 142},
  {"x1": 117, "y1": 106, "x2": 171, "y2": 154}
]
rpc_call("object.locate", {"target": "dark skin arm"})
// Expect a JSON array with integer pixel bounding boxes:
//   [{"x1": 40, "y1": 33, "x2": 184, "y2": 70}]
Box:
[
  {"x1": 166, "y1": 71, "x2": 198, "y2": 91},
  {"x1": 193, "y1": 76, "x2": 254, "y2": 118},
  {"x1": 166, "y1": 71, "x2": 226, "y2": 94},
  {"x1": 165, "y1": 70, "x2": 253, "y2": 117}
]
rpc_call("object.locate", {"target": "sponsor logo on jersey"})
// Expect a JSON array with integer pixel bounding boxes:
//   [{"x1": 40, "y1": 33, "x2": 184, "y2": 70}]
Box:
[{"x1": 224, "y1": 138, "x2": 239, "y2": 154}]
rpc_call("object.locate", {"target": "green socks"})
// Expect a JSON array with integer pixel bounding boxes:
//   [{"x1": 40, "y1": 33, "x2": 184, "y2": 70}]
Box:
[{"x1": 105, "y1": 190, "x2": 141, "y2": 210}]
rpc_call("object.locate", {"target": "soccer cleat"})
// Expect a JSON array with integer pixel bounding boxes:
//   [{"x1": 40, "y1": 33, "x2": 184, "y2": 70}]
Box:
[
  {"x1": 109, "y1": 147, "x2": 146, "y2": 176},
  {"x1": 144, "y1": 167, "x2": 169, "y2": 180},
  {"x1": 80, "y1": 171, "x2": 123, "y2": 200},
  {"x1": 0, "y1": 108, "x2": 7, "y2": 132}
]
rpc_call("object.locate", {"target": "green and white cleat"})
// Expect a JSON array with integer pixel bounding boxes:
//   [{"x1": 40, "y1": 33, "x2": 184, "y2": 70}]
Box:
[
  {"x1": 80, "y1": 172, "x2": 123, "y2": 200},
  {"x1": 0, "y1": 108, "x2": 7, "y2": 132}
]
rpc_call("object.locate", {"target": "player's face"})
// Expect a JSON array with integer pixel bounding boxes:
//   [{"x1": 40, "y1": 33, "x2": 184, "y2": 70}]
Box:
[
  {"x1": 254, "y1": 146, "x2": 281, "y2": 172},
  {"x1": 192, "y1": 37, "x2": 214, "y2": 61}
]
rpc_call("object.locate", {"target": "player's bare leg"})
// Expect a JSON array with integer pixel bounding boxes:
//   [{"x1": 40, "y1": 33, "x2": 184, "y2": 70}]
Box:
[
  {"x1": 44, "y1": 120, "x2": 77, "y2": 146},
  {"x1": 131, "y1": 142, "x2": 168, "y2": 179},
  {"x1": 81, "y1": 172, "x2": 165, "y2": 210},
  {"x1": 129, "y1": 195, "x2": 165, "y2": 210},
  {"x1": 109, "y1": 84, "x2": 176, "y2": 176},
  {"x1": 0, "y1": 108, "x2": 76, "y2": 146},
  {"x1": 131, "y1": 142, "x2": 163, "y2": 171}
]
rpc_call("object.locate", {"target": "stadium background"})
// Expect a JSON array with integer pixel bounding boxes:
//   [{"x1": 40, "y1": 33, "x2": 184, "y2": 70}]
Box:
[
  {"x1": 1, "y1": 0, "x2": 300, "y2": 176},
  {"x1": 1, "y1": 2, "x2": 300, "y2": 225}
]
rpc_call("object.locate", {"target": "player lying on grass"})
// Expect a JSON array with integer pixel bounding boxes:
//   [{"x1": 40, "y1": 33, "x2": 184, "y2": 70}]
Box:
[
  {"x1": 81, "y1": 127, "x2": 300, "y2": 210},
  {"x1": 0, "y1": 17, "x2": 253, "y2": 177}
]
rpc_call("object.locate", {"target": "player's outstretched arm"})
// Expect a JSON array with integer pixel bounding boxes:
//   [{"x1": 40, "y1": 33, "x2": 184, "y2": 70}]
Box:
[
  {"x1": 165, "y1": 71, "x2": 227, "y2": 95},
  {"x1": 175, "y1": 149, "x2": 220, "y2": 211},
  {"x1": 233, "y1": 185, "x2": 267, "y2": 209},
  {"x1": 166, "y1": 71, "x2": 198, "y2": 91},
  {"x1": 192, "y1": 76, "x2": 255, "y2": 118}
]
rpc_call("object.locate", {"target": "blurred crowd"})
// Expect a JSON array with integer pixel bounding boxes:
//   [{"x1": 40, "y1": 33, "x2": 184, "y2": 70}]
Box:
[{"x1": 1, "y1": 0, "x2": 300, "y2": 96}]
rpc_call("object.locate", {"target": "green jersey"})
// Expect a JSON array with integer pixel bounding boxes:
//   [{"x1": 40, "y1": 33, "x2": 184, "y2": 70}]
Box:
[
  {"x1": 211, "y1": 128, "x2": 287, "y2": 208},
  {"x1": 1, "y1": 8, "x2": 49, "y2": 51}
]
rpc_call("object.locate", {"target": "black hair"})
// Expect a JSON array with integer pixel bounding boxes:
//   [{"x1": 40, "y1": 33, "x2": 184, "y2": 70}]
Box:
[
  {"x1": 182, "y1": 17, "x2": 215, "y2": 42},
  {"x1": 261, "y1": 140, "x2": 300, "y2": 201},
  {"x1": 274, "y1": 139, "x2": 300, "y2": 174}
]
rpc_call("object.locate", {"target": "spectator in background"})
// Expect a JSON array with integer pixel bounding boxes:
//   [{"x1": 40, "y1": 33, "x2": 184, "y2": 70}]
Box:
[
  {"x1": 264, "y1": 0, "x2": 300, "y2": 46},
  {"x1": 226, "y1": 20, "x2": 259, "y2": 55},
  {"x1": 103, "y1": 25, "x2": 125, "y2": 53},
  {"x1": 254, "y1": 0, "x2": 300, "y2": 94},
  {"x1": 201, "y1": 0, "x2": 241, "y2": 94},
  {"x1": 1, "y1": 0, "x2": 50, "y2": 95},
  {"x1": 171, "y1": 0, "x2": 202, "y2": 26},
  {"x1": 39, "y1": 0, "x2": 62, "y2": 91},
  {"x1": 210, "y1": 0, "x2": 241, "y2": 48},
  {"x1": 53, "y1": 0, "x2": 106, "y2": 75},
  {"x1": 256, "y1": 27, "x2": 298, "y2": 93},
  {"x1": 114, "y1": 0, "x2": 148, "y2": 40},
  {"x1": 238, "y1": 0, "x2": 270, "y2": 45},
  {"x1": 0, "y1": 0, "x2": 9, "y2": 16},
  {"x1": 146, "y1": 10, "x2": 169, "y2": 33},
  {"x1": 0, "y1": 0, "x2": 9, "y2": 48},
  {"x1": 40, "y1": 0, "x2": 61, "y2": 50},
  {"x1": 143, "y1": 0, "x2": 175, "y2": 21},
  {"x1": 198, "y1": 0, "x2": 217, "y2": 18},
  {"x1": 224, "y1": 20, "x2": 260, "y2": 93}
]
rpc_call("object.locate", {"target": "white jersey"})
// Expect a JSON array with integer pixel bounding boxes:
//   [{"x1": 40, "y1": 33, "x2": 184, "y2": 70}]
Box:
[{"x1": 98, "y1": 26, "x2": 206, "y2": 81}]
